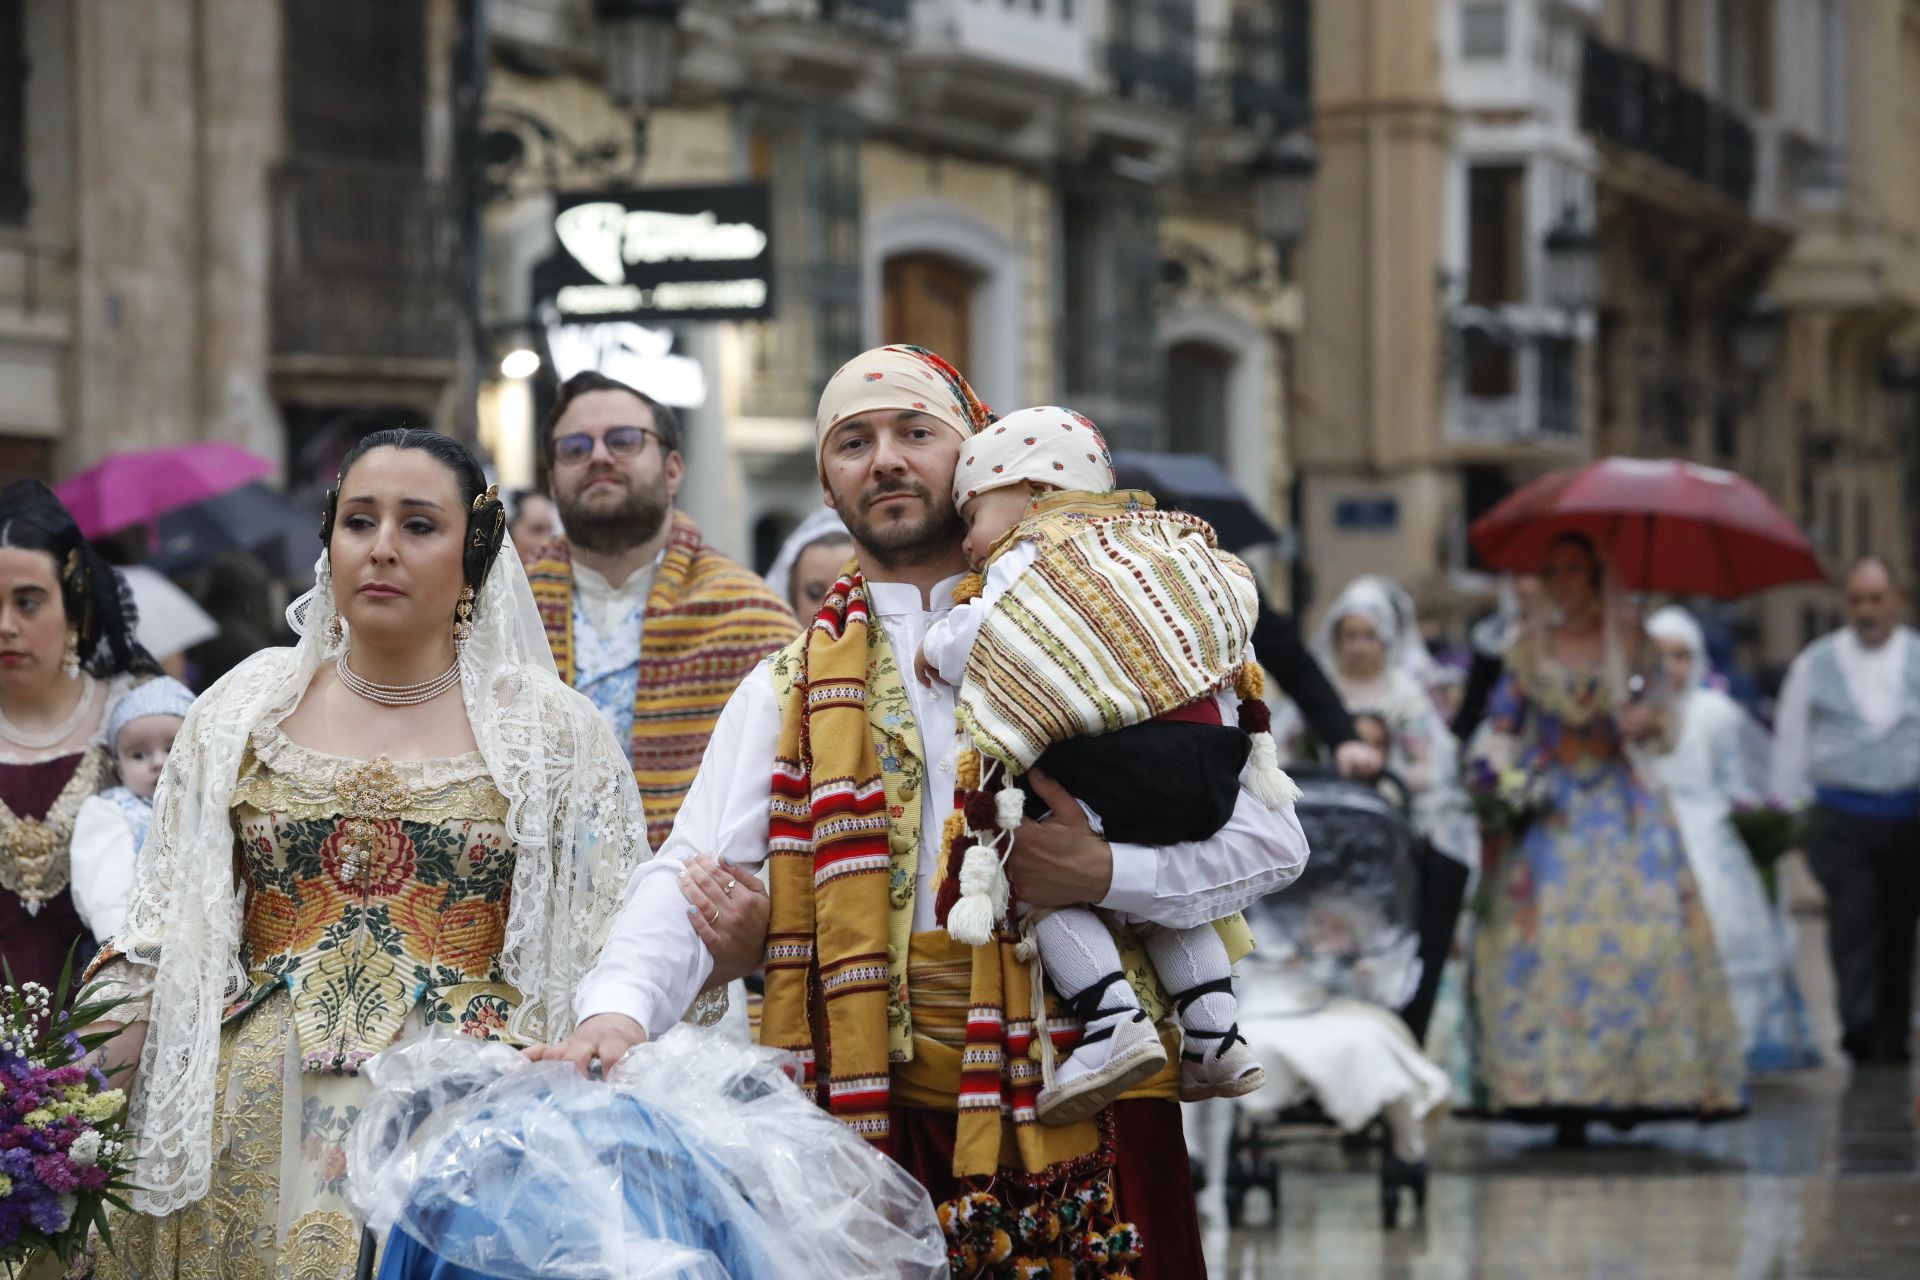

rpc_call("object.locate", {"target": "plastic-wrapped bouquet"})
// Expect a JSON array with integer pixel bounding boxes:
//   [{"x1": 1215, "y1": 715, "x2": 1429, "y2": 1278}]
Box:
[
  {"x1": 1729, "y1": 798, "x2": 1803, "y2": 898},
  {"x1": 0, "y1": 956, "x2": 134, "y2": 1278},
  {"x1": 1463, "y1": 757, "x2": 1552, "y2": 838},
  {"x1": 1464, "y1": 756, "x2": 1552, "y2": 918}
]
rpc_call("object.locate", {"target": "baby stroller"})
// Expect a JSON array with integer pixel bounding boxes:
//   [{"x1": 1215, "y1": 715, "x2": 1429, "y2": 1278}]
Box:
[
  {"x1": 346, "y1": 1031, "x2": 945, "y2": 1280},
  {"x1": 1202, "y1": 769, "x2": 1466, "y2": 1229}
]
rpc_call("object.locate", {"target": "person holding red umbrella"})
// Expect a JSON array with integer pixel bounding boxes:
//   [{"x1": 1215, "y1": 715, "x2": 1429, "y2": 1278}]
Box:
[
  {"x1": 1466, "y1": 531, "x2": 1745, "y2": 1144},
  {"x1": 1769, "y1": 555, "x2": 1920, "y2": 1065}
]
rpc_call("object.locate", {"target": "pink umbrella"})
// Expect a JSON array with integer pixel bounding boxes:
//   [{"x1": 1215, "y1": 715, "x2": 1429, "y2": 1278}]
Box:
[{"x1": 56, "y1": 443, "x2": 276, "y2": 540}]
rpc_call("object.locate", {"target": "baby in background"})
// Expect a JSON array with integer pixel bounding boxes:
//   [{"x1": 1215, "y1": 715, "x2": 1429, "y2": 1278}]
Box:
[
  {"x1": 917, "y1": 405, "x2": 1296, "y2": 1125},
  {"x1": 70, "y1": 676, "x2": 195, "y2": 942}
]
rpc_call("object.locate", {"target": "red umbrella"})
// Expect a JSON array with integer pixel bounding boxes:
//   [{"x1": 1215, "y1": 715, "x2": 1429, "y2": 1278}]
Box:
[
  {"x1": 1468, "y1": 457, "x2": 1824, "y2": 599},
  {"x1": 56, "y1": 443, "x2": 276, "y2": 540}
]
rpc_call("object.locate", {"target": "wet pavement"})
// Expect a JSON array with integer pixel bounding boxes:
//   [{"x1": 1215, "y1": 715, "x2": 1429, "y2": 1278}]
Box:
[{"x1": 1206, "y1": 1065, "x2": 1920, "y2": 1278}]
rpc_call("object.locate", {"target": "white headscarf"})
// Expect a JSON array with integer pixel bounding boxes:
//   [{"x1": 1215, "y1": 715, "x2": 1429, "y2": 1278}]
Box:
[
  {"x1": 115, "y1": 534, "x2": 652, "y2": 1213},
  {"x1": 1645, "y1": 605, "x2": 1709, "y2": 692},
  {"x1": 761, "y1": 508, "x2": 851, "y2": 612},
  {"x1": 1312, "y1": 577, "x2": 1403, "y2": 682},
  {"x1": 1644, "y1": 603, "x2": 1770, "y2": 795}
]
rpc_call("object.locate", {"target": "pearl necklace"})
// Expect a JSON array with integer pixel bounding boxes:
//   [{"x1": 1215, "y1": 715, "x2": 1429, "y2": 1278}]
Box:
[
  {"x1": 335, "y1": 653, "x2": 462, "y2": 707},
  {"x1": 0, "y1": 677, "x2": 100, "y2": 750}
]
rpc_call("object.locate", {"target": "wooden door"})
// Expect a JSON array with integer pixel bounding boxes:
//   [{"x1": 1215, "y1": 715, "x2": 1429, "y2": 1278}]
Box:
[{"x1": 882, "y1": 254, "x2": 977, "y2": 373}]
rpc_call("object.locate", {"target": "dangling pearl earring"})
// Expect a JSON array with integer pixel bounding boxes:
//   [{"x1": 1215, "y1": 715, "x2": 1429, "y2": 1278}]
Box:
[
  {"x1": 62, "y1": 628, "x2": 81, "y2": 679},
  {"x1": 452, "y1": 587, "x2": 476, "y2": 653},
  {"x1": 327, "y1": 614, "x2": 345, "y2": 647}
]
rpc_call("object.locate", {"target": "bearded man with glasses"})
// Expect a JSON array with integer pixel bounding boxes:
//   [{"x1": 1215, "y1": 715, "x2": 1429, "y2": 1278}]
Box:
[{"x1": 523, "y1": 371, "x2": 798, "y2": 851}]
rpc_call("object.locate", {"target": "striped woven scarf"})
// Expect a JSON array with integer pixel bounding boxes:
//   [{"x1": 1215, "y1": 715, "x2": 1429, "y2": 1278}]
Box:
[
  {"x1": 524, "y1": 512, "x2": 798, "y2": 847},
  {"x1": 762, "y1": 566, "x2": 896, "y2": 1140}
]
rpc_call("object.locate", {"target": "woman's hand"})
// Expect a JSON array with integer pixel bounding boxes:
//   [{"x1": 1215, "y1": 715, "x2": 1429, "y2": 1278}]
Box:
[
  {"x1": 1334, "y1": 739, "x2": 1384, "y2": 781},
  {"x1": 678, "y1": 855, "x2": 770, "y2": 986},
  {"x1": 523, "y1": 1013, "x2": 646, "y2": 1075},
  {"x1": 84, "y1": 1019, "x2": 148, "y2": 1095}
]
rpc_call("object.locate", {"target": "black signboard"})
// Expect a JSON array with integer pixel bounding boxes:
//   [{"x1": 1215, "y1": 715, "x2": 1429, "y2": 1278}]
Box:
[{"x1": 531, "y1": 184, "x2": 775, "y2": 323}]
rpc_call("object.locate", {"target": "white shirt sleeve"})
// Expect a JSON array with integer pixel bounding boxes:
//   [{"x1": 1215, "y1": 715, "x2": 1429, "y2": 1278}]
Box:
[
  {"x1": 574, "y1": 664, "x2": 782, "y2": 1038},
  {"x1": 1098, "y1": 691, "x2": 1313, "y2": 930},
  {"x1": 1769, "y1": 651, "x2": 1814, "y2": 807},
  {"x1": 919, "y1": 542, "x2": 1039, "y2": 686},
  {"x1": 70, "y1": 795, "x2": 138, "y2": 943}
]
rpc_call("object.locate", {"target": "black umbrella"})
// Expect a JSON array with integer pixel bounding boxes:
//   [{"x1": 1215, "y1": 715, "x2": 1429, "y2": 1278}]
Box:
[
  {"x1": 1109, "y1": 450, "x2": 1286, "y2": 552},
  {"x1": 151, "y1": 482, "x2": 320, "y2": 576}
]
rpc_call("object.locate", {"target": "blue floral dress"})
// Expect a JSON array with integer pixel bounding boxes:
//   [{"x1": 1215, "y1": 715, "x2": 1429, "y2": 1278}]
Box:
[{"x1": 1467, "y1": 636, "x2": 1746, "y2": 1122}]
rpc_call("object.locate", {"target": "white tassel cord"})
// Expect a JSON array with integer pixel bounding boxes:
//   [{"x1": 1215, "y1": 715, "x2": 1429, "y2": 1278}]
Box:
[
  {"x1": 947, "y1": 841, "x2": 1010, "y2": 945},
  {"x1": 995, "y1": 785, "x2": 1026, "y2": 832},
  {"x1": 1246, "y1": 732, "x2": 1302, "y2": 809},
  {"x1": 1016, "y1": 910, "x2": 1060, "y2": 1092}
]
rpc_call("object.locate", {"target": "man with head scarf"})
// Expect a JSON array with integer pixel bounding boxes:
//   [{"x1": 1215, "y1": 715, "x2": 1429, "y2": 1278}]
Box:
[
  {"x1": 521, "y1": 371, "x2": 798, "y2": 849},
  {"x1": 549, "y1": 346, "x2": 1309, "y2": 1275}
]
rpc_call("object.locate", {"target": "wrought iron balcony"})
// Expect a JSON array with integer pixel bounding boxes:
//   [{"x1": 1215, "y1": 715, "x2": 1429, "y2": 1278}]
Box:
[
  {"x1": 818, "y1": 0, "x2": 909, "y2": 31},
  {"x1": 1222, "y1": 0, "x2": 1310, "y2": 130},
  {"x1": 1580, "y1": 36, "x2": 1756, "y2": 207},
  {"x1": 270, "y1": 159, "x2": 458, "y2": 363},
  {"x1": 1108, "y1": 0, "x2": 1199, "y2": 109}
]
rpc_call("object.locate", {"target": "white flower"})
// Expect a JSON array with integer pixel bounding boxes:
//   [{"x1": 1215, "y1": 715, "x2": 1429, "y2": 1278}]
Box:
[{"x1": 69, "y1": 1131, "x2": 102, "y2": 1168}]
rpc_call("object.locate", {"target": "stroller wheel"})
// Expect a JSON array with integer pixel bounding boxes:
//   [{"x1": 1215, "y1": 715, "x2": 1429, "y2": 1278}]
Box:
[{"x1": 1379, "y1": 1151, "x2": 1428, "y2": 1229}]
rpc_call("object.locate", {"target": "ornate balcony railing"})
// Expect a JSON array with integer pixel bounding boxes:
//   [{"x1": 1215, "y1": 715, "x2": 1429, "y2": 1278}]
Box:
[
  {"x1": 1580, "y1": 36, "x2": 1756, "y2": 207},
  {"x1": 1223, "y1": 0, "x2": 1310, "y2": 130},
  {"x1": 1108, "y1": 0, "x2": 1199, "y2": 108}
]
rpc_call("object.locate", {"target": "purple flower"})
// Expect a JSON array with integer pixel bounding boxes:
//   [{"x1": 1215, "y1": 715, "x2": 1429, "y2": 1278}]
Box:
[
  {"x1": 33, "y1": 1152, "x2": 80, "y2": 1194},
  {"x1": 26, "y1": 1191, "x2": 69, "y2": 1233}
]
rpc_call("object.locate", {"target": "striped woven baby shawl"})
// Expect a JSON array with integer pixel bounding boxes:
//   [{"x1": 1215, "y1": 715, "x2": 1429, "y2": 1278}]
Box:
[
  {"x1": 958, "y1": 489, "x2": 1261, "y2": 772},
  {"x1": 524, "y1": 512, "x2": 798, "y2": 847}
]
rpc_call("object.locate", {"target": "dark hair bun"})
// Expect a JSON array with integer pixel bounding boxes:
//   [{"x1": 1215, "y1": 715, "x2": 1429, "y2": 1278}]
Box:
[{"x1": 464, "y1": 486, "x2": 508, "y2": 598}]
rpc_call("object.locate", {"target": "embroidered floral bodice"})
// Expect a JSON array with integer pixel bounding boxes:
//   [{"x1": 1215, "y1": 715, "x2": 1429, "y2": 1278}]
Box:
[{"x1": 226, "y1": 726, "x2": 520, "y2": 1073}]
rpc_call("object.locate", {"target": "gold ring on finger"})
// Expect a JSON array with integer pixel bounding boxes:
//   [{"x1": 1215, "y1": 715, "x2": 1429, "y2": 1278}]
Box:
[
  {"x1": 723, "y1": 880, "x2": 736, "y2": 897},
  {"x1": 709, "y1": 907, "x2": 721, "y2": 925}
]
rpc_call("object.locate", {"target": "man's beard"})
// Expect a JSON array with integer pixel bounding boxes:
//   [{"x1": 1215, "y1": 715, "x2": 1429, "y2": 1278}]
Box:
[
  {"x1": 838, "y1": 478, "x2": 966, "y2": 568},
  {"x1": 555, "y1": 473, "x2": 671, "y2": 555}
]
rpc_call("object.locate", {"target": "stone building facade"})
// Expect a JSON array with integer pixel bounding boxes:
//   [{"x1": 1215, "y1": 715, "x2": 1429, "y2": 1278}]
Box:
[
  {"x1": 1292, "y1": 0, "x2": 1920, "y2": 667},
  {"x1": 0, "y1": 0, "x2": 468, "y2": 490}
]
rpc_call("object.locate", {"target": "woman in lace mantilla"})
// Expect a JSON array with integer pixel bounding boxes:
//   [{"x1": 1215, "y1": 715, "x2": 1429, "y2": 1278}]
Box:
[
  {"x1": 0, "y1": 478, "x2": 160, "y2": 993},
  {"x1": 85, "y1": 432, "x2": 657, "y2": 1280}
]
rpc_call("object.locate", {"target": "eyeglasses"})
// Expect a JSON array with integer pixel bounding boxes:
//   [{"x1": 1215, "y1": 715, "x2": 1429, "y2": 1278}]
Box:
[{"x1": 552, "y1": 425, "x2": 666, "y2": 467}]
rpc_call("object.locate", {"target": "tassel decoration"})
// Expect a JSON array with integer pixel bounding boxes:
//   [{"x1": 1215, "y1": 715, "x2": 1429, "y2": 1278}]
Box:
[
  {"x1": 1245, "y1": 729, "x2": 1301, "y2": 809},
  {"x1": 995, "y1": 785, "x2": 1026, "y2": 833},
  {"x1": 948, "y1": 842, "x2": 1010, "y2": 945}
]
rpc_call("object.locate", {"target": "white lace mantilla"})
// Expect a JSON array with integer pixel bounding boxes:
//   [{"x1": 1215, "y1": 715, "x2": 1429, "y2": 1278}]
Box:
[{"x1": 115, "y1": 541, "x2": 656, "y2": 1214}]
